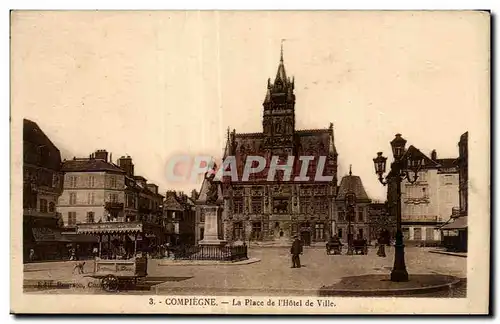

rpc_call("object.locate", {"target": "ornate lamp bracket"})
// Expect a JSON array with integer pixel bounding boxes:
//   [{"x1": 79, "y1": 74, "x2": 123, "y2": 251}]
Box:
[{"x1": 377, "y1": 174, "x2": 389, "y2": 186}]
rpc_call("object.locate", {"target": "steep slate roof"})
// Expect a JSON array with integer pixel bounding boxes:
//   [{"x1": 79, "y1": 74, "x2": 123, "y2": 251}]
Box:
[
  {"x1": 402, "y1": 146, "x2": 457, "y2": 170},
  {"x1": 230, "y1": 128, "x2": 335, "y2": 156},
  {"x1": 336, "y1": 173, "x2": 371, "y2": 202},
  {"x1": 164, "y1": 192, "x2": 184, "y2": 211},
  {"x1": 23, "y1": 119, "x2": 62, "y2": 170},
  {"x1": 61, "y1": 158, "x2": 125, "y2": 173},
  {"x1": 402, "y1": 145, "x2": 438, "y2": 168}
]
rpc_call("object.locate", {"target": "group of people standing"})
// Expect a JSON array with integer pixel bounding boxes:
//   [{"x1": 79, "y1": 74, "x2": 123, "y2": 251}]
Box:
[{"x1": 376, "y1": 229, "x2": 391, "y2": 257}]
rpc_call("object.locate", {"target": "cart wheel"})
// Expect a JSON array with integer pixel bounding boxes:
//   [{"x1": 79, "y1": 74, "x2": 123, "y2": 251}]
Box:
[{"x1": 102, "y1": 275, "x2": 119, "y2": 292}]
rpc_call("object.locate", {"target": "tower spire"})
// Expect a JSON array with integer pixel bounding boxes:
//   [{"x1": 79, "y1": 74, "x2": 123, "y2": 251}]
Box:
[
  {"x1": 280, "y1": 39, "x2": 284, "y2": 63},
  {"x1": 349, "y1": 164, "x2": 352, "y2": 176},
  {"x1": 274, "y1": 40, "x2": 288, "y2": 85}
]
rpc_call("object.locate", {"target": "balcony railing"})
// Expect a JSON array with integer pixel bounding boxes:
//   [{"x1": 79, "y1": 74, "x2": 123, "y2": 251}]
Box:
[
  {"x1": 401, "y1": 215, "x2": 438, "y2": 222},
  {"x1": 105, "y1": 202, "x2": 124, "y2": 210},
  {"x1": 403, "y1": 197, "x2": 430, "y2": 204}
]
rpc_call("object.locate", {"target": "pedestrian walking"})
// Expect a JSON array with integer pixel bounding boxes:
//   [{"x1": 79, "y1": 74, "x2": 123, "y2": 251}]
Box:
[
  {"x1": 92, "y1": 246, "x2": 99, "y2": 259},
  {"x1": 377, "y1": 230, "x2": 387, "y2": 257},
  {"x1": 290, "y1": 235, "x2": 303, "y2": 268},
  {"x1": 29, "y1": 248, "x2": 35, "y2": 262},
  {"x1": 165, "y1": 242, "x2": 171, "y2": 258}
]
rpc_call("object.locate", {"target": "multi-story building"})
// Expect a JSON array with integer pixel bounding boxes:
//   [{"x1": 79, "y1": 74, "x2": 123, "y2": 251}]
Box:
[
  {"x1": 440, "y1": 132, "x2": 468, "y2": 252},
  {"x1": 179, "y1": 193, "x2": 196, "y2": 245},
  {"x1": 164, "y1": 191, "x2": 197, "y2": 246},
  {"x1": 395, "y1": 146, "x2": 459, "y2": 245},
  {"x1": 458, "y1": 132, "x2": 468, "y2": 217},
  {"x1": 135, "y1": 176, "x2": 164, "y2": 225},
  {"x1": 116, "y1": 155, "x2": 140, "y2": 222},
  {"x1": 213, "y1": 49, "x2": 338, "y2": 245},
  {"x1": 58, "y1": 151, "x2": 166, "y2": 256},
  {"x1": 58, "y1": 151, "x2": 164, "y2": 238},
  {"x1": 59, "y1": 150, "x2": 127, "y2": 228},
  {"x1": 333, "y1": 168, "x2": 371, "y2": 242},
  {"x1": 163, "y1": 191, "x2": 184, "y2": 245},
  {"x1": 23, "y1": 119, "x2": 64, "y2": 261}
]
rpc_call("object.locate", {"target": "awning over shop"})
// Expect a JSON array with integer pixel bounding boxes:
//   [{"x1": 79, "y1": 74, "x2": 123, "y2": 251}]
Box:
[
  {"x1": 76, "y1": 221, "x2": 144, "y2": 235},
  {"x1": 76, "y1": 221, "x2": 164, "y2": 236},
  {"x1": 440, "y1": 216, "x2": 468, "y2": 230}
]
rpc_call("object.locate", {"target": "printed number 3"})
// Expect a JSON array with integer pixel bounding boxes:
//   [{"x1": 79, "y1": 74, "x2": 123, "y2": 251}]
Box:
[{"x1": 149, "y1": 298, "x2": 154, "y2": 305}]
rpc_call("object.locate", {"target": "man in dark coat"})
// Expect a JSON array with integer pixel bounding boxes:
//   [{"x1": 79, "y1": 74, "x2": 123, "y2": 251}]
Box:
[
  {"x1": 290, "y1": 235, "x2": 303, "y2": 268},
  {"x1": 377, "y1": 230, "x2": 387, "y2": 257}
]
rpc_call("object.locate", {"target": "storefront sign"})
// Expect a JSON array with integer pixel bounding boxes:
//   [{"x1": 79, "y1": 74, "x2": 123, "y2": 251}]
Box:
[{"x1": 32, "y1": 228, "x2": 61, "y2": 241}]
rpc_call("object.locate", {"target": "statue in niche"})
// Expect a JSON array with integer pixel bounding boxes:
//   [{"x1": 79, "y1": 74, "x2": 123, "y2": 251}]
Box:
[
  {"x1": 275, "y1": 121, "x2": 283, "y2": 134},
  {"x1": 318, "y1": 141, "x2": 325, "y2": 153},
  {"x1": 284, "y1": 118, "x2": 292, "y2": 134},
  {"x1": 263, "y1": 120, "x2": 271, "y2": 134}
]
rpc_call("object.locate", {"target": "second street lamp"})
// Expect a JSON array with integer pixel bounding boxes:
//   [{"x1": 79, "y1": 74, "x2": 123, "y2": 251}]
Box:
[
  {"x1": 373, "y1": 133, "x2": 422, "y2": 282},
  {"x1": 345, "y1": 191, "x2": 356, "y2": 255}
]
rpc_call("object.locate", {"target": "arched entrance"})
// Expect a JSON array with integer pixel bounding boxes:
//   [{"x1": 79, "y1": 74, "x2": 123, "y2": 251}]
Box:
[{"x1": 299, "y1": 222, "x2": 312, "y2": 246}]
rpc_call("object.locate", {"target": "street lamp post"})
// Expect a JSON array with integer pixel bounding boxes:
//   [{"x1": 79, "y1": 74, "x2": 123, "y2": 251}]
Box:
[
  {"x1": 372, "y1": 134, "x2": 421, "y2": 282},
  {"x1": 345, "y1": 191, "x2": 356, "y2": 256}
]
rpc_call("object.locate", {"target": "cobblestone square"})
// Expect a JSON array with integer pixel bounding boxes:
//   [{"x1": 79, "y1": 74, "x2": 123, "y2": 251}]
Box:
[{"x1": 24, "y1": 246, "x2": 466, "y2": 297}]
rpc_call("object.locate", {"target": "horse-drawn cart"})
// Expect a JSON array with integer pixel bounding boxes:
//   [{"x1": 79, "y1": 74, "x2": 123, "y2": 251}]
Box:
[
  {"x1": 76, "y1": 220, "x2": 163, "y2": 292},
  {"x1": 326, "y1": 241, "x2": 343, "y2": 255},
  {"x1": 352, "y1": 238, "x2": 368, "y2": 255},
  {"x1": 91, "y1": 256, "x2": 148, "y2": 292},
  {"x1": 326, "y1": 237, "x2": 368, "y2": 255}
]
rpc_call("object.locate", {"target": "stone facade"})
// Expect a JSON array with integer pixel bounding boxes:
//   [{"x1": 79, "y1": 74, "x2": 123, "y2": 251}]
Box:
[
  {"x1": 58, "y1": 151, "x2": 164, "y2": 231},
  {"x1": 164, "y1": 190, "x2": 196, "y2": 246},
  {"x1": 439, "y1": 132, "x2": 468, "y2": 252},
  {"x1": 222, "y1": 183, "x2": 336, "y2": 244},
  {"x1": 396, "y1": 146, "x2": 459, "y2": 244},
  {"x1": 23, "y1": 119, "x2": 65, "y2": 261},
  {"x1": 333, "y1": 169, "x2": 372, "y2": 242}
]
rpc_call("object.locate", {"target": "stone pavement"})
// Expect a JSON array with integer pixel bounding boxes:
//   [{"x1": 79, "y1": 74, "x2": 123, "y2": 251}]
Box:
[
  {"x1": 429, "y1": 249, "x2": 467, "y2": 258},
  {"x1": 23, "y1": 246, "x2": 466, "y2": 296}
]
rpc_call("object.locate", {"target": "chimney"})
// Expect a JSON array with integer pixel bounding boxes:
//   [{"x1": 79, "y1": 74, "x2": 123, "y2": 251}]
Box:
[
  {"x1": 94, "y1": 149, "x2": 109, "y2": 161},
  {"x1": 431, "y1": 149, "x2": 437, "y2": 160},
  {"x1": 166, "y1": 190, "x2": 177, "y2": 199},
  {"x1": 147, "y1": 183, "x2": 158, "y2": 194},
  {"x1": 118, "y1": 155, "x2": 134, "y2": 176},
  {"x1": 191, "y1": 189, "x2": 198, "y2": 200}
]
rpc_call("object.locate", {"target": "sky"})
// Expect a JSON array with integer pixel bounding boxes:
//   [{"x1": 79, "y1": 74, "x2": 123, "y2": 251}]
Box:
[{"x1": 11, "y1": 11, "x2": 489, "y2": 200}]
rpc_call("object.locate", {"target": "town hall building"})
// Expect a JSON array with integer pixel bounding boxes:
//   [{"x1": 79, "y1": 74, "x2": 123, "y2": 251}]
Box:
[{"x1": 209, "y1": 49, "x2": 339, "y2": 245}]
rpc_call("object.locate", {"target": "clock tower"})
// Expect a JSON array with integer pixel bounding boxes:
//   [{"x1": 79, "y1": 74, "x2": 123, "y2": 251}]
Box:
[{"x1": 262, "y1": 44, "x2": 295, "y2": 157}]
